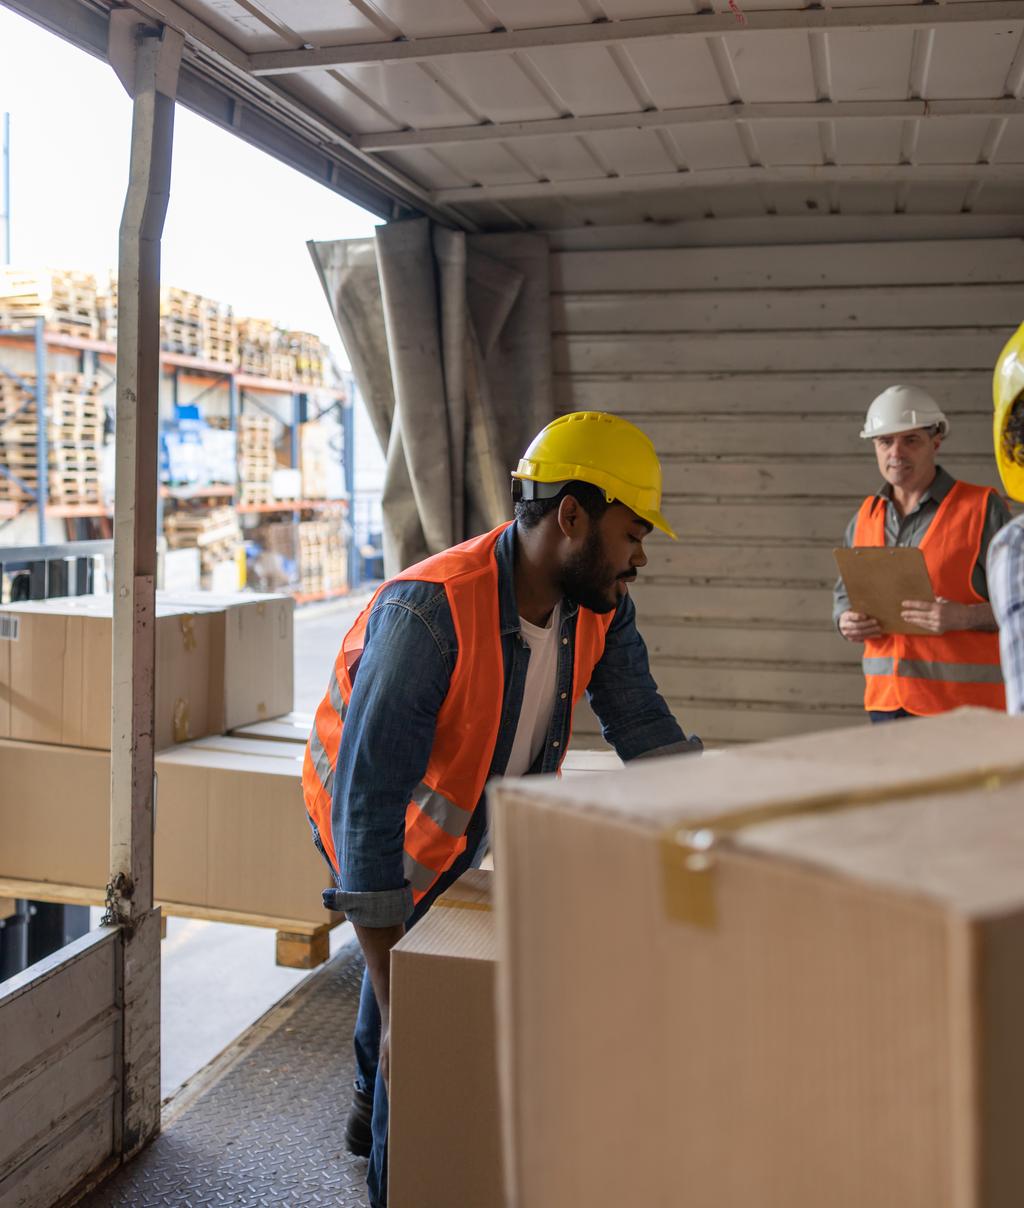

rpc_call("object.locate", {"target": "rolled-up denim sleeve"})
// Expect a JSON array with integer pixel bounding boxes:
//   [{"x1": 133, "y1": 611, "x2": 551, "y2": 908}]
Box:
[
  {"x1": 324, "y1": 591, "x2": 451, "y2": 927},
  {"x1": 584, "y1": 591, "x2": 702, "y2": 761}
]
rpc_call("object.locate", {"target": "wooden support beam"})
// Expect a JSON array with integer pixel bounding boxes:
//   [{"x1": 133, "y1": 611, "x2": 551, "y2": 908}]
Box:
[
  {"x1": 433, "y1": 162, "x2": 1024, "y2": 205},
  {"x1": 107, "y1": 12, "x2": 181, "y2": 1161},
  {"x1": 356, "y1": 98, "x2": 1024, "y2": 153},
  {"x1": 276, "y1": 926, "x2": 331, "y2": 970},
  {"x1": 248, "y1": 3, "x2": 1024, "y2": 75}
]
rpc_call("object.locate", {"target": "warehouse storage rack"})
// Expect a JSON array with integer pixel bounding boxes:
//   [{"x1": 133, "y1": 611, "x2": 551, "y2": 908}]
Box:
[{"x1": 0, "y1": 316, "x2": 359, "y2": 597}]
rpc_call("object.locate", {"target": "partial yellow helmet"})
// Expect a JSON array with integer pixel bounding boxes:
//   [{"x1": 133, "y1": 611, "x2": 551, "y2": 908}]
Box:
[
  {"x1": 994, "y1": 322, "x2": 1024, "y2": 503},
  {"x1": 512, "y1": 411, "x2": 676, "y2": 540}
]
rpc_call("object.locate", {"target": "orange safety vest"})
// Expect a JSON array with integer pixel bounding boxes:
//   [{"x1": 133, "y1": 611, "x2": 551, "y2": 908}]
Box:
[
  {"x1": 303, "y1": 522, "x2": 614, "y2": 905},
  {"x1": 853, "y1": 480, "x2": 1004, "y2": 715}
]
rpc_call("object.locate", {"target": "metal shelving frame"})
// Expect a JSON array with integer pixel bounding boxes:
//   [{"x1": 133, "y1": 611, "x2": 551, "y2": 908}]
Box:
[{"x1": 0, "y1": 323, "x2": 357, "y2": 594}]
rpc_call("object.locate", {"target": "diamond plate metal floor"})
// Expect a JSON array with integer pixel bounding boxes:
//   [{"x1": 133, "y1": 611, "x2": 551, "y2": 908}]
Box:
[{"x1": 81, "y1": 941, "x2": 371, "y2": 1207}]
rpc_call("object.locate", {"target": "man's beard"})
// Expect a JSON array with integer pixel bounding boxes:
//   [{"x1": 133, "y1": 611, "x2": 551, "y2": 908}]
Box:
[{"x1": 559, "y1": 528, "x2": 634, "y2": 614}]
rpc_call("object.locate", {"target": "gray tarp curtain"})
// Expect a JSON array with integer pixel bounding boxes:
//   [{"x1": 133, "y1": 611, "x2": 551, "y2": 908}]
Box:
[{"x1": 309, "y1": 219, "x2": 553, "y2": 575}]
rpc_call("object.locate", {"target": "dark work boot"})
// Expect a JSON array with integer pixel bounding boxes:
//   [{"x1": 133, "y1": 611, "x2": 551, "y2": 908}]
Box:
[{"x1": 345, "y1": 1084, "x2": 374, "y2": 1158}]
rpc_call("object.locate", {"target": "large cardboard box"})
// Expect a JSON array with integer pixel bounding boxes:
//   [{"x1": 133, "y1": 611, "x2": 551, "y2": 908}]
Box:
[
  {"x1": 389, "y1": 870, "x2": 502, "y2": 1208},
  {"x1": 229, "y1": 711, "x2": 312, "y2": 744},
  {"x1": 492, "y1": 709, "x2": 1024, "y2": 1208},
  {"x1": 0, "y1": 736, "x2": 333, "y2": 927},
  {"x1": 0, "y1": 595, "x2": 220, "y2": 750},
  {"x1": 158, "y1": 590, "x2": 294, "y2": 730}
]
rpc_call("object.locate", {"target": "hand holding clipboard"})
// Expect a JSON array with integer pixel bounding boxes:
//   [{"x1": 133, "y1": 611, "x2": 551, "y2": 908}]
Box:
[{"x1": 833, "y1": 547, "x2": 936, "y2": 636}]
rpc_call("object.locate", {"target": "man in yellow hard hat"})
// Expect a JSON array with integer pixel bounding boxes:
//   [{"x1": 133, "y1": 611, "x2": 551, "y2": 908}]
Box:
[
  {"x1": 303, "y1": 411, "x2": 701, "y2": 1207},
  {"x1": 833, "y1": 384, "x2": 1008, "y2": 721},
  {"x1": 988, "y1": 325, "x2": 1024, "y2": 713}
]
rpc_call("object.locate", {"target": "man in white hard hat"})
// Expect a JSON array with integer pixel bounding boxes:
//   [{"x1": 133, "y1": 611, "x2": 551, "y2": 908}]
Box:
[{"x1": 833, "y1": 385, "x2": 1008, "y2": 721}]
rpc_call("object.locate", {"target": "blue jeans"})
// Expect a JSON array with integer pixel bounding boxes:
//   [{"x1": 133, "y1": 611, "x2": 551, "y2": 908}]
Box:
[{"x1": 869, "y1": 708, "x2": 914, "y2": 723}]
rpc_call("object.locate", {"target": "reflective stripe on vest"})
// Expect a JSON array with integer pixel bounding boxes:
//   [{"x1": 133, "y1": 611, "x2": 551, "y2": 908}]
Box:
[
  {"x1": 853, "y1": 482, "x2": 1004, "y2": 715},
  {"x1": 302, "y1": 521, "x2": 614, "y2": 906},
  {"x1": 864, "y1": 656, "x2": 1004, "y2": 684}
]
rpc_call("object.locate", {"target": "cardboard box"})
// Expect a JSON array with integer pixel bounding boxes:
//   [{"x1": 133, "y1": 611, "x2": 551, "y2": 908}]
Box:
[
  {"x1": 153, "y1": 737, "x2": 329, "y2": 924},
  {"x1": 389, "y1": 870, "x2": 502, "y2": 1208},
  {"x1": 491, "y1": 709, "x2": 1024, "y2": 1208},
  {"x1": 0, "y1": 736, "x2": 333, "y2": 928},
  {"x1": 158, "y1": 591, "x2": 294, "y2": 731},
  {"x1": 0, "y1": 595, "x2": 220, "y2": 750},
  {"x1": 229, "y1": 711, "x2": 312, "y2": 744}
]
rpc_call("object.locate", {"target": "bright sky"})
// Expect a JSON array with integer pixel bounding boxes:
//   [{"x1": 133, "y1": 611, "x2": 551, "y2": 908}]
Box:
[{"x1": 0, "y1": 6, "x2": 387, "y2": 488}]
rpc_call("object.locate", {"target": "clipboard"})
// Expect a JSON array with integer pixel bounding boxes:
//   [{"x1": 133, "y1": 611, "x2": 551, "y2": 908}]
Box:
[{"x1": 832, "y1": 546, "x2": 935, "y2": 636}]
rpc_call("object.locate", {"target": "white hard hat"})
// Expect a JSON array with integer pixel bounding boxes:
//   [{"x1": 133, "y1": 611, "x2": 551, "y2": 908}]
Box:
[{"x1": 860, "y1": 385, "x2": 950, "y2": 440}]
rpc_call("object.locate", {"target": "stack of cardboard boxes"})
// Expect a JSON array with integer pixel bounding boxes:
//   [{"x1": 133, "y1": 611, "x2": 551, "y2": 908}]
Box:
[
  {"x1": 0, "y1": 592, "x2": 340, "y2": 954},
  {"x1": 383, "y1": 713, "x2": 1024, "y2": 1207}
]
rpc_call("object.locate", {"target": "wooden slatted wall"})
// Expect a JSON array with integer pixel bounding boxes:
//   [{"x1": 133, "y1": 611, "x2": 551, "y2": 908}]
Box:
[
  {"x1": 0, "y1": 929, "x2": 120, "y2": 1207},
  {"x1": 552, "y1": 238, "x2": 1024, "y2": 745}
]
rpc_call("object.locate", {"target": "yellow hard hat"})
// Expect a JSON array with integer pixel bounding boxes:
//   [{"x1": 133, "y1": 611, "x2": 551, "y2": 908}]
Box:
[
  {"x1": 512, "y1": 411, "x2": 676, "y2": 539},
  {"x1": 994, "y1": 322, "x2": 1024, "y2": 502}
]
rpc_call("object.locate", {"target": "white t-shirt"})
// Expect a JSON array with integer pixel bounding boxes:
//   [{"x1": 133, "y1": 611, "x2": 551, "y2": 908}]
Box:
[{"x1": 503, "y1": 604, "x2": 561, "y2": 778}]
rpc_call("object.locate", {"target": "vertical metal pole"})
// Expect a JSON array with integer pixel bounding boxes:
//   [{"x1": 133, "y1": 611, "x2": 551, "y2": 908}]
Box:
[
  {"x1": 107, "y1": 21, "x2": 180, "y2": 1160},
  {"x1": 1, "y1": 112, "x2": 10, "y2": 266},
  {"x1": 34, "y1": 316, "x2": 47, "y2": 542},
  {"x1": 343, "y1": 392, "x2": 357, "y2": 589}
]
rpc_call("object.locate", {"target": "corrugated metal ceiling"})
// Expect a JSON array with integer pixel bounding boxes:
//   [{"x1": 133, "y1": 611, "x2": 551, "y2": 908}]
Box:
[{"x1": 11, "y1": 0, "x2": 1024, "y2": 232}]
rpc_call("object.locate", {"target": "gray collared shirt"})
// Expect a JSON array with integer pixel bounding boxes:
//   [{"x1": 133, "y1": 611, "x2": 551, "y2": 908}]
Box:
[{"x1": 832, "y1": 466, "x2": 1011, "y2": 626}]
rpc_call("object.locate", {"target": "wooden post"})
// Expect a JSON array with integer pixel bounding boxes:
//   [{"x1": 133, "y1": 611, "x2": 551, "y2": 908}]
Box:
[{"x1": 106, "y1": 15, "x2": 181, "y2": 1160}]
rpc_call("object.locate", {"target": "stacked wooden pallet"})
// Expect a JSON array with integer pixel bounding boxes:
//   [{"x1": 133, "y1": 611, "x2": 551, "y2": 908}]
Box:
[
  {"x1": 164, "y1": 505, "x2": 243, "y2": 588},
  {"x1": 0, "y1": 374, "x2": 105, "y2": 504},
  {"x1": 299, "y1": 421, "x2": 330, "y2": 499},
  {"x1": 238, "y1": 413, "x2": 276, "y2": 504},
  {"x1": 283, "y1": 331, "x2": 326, "y2": 386},
  {"x1": 237, "y1": 318, "x2": 275, "y2": 376},
  {"x1": 203, "y1": 307, "x2": 238, "y2": 365},
  {"x1": 0, "y1": 269, "x2": 99, "y2": 339},
  {"x1": 297, "y1": 510, "x2": 347, "y2": 595},
  {"x1": 97, "y1": 276, "x2": 118, "y2": 344}
]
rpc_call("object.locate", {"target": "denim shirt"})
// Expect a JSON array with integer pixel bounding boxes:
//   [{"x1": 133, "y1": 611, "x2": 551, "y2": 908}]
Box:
[{"x1": 320, "y1": 523, "x2": 701, "y2": 926}]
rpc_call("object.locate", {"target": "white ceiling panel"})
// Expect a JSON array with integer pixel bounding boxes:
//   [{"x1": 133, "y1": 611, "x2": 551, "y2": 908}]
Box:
[
  {"x1": 485, "y1": 0, "x2": 604, "y2": 30},
  {"x1": 181, "y1": 1, "x2": 383, "y2": 53},
  {"x1": 755, "y1": 121, "x2": 826, "y2": 166},
  {"x1": 431, "y1": 142, "x2": 545, "y2": 186},
  {"x1": 622, "y1": 38, "x2": 732, "y2": 108},
  {"x1": 369, "y1": 0, "x2": 490, "y2": 38},
  {"x1": 768, "y1": 184, "x2": 834, "y2": 216},
  {"x1": 827, "y1": 31, "x2": 915, "y2": 101},
  {"x1": 584, "y1": 129, "x2": 680, "y2": 176},
  {"x1": 277, "y1": 73, "x2": 399, "y2": 136},
  {"x1": 433, "y1": 54, "x2": 561, "y2": 124},
  {"x1": 902, "y1": 182, "x2": 972, "y2": 214},
  {"x1": 508, "y1": 135, "x2": 605, "y2": 181},
  {"x1": 914, "y1": 117, "x2": 990, "y2": 163},
  {"x1": 924, "y1": 23, "x2": 1024, "y2": 99},
  {"x1": 631, "y1": 188, "x2": 728, "y2": 223},
  {"x1": 971, "y1": 182, "x2": 1024, "y2": 214},
  {"x1": 337, "y1": 62, "x2": 478, "y2": 128},
  {"x1": 834, "y1": 119, "x2": 905, "y2": 165},
  {"x1": 835, "y1": 182, "x2": 899, "y2": 214},
  {"x1": 523, "y1": 45, "x2": 645, "y2": 116},
  {"x1": 723, "y1": 31, "x2": 818, "y2": 102},
  {"x1": 377, "y1": 148, "x2": 472, "y2": 189},
  {"x1": 599, "y1": 0, "x2": 702, "y2": 14},
  {"x1": 700, "y1": 186, "x2": 770, "y2": 218},
  {"x1": 993, "y1": 119, "x2": 1024, "y2": 163},
  {"x1": 670, "y1": 124, "x2": 752, "y2": 172}
]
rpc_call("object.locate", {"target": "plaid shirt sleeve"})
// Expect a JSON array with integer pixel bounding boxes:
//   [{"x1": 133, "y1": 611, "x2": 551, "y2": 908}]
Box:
[{"x1": 987, "y1": 515, "x2": 1024, "y2": 715}]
